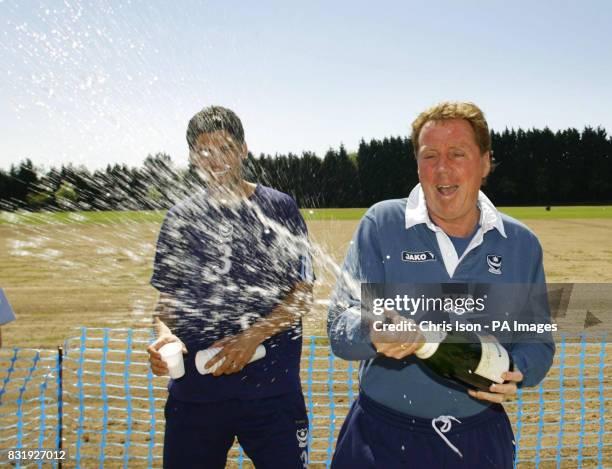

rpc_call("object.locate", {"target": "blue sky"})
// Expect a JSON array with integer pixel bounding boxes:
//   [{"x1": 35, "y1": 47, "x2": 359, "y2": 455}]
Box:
[{"x1": 1, "y1": 0, "x2": 611, "y2": 169}]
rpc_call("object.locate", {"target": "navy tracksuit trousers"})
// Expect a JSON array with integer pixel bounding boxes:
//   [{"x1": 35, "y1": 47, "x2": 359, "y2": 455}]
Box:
[
  {"x1": 331, "y1": 393, "x2": 515, "y2": 469},
  {"x1": 163, "y1": 392, "x2": 309, "y2": 469}
]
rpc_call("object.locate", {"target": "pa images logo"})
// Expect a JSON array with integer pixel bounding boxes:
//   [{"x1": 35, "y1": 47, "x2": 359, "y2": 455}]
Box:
[{"x1": 487, "y1": 254, "x2": 502, "y2": 275}]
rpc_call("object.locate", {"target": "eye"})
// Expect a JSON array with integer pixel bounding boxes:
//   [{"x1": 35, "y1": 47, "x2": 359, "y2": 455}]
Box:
[{"x1": 452, "y1": 150, "x2": 465, "y2": 158}]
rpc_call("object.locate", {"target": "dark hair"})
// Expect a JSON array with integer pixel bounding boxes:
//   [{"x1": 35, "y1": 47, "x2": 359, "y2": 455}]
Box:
[{"x1": 186, "y1": 106, "x2": 245, "y2": 150}]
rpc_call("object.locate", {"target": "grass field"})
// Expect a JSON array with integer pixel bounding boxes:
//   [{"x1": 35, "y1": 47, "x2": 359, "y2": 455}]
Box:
[
  {"x1": 1, "y1": 206, "x2": 612, "y2": 348},
  {"x1": 0, "y1": 206, "x2": 611, "y2": 468},
  {"x1": 1, "y1": 205, "x2": 612, "y2": 226}
]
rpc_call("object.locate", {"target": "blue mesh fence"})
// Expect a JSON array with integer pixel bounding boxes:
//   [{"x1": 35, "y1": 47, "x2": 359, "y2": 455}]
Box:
[
  {"x1": 0, "y1": 328, "x2": 610, "y2": 468},
  {"x1": 0, "y1": 347, "x2": 60, "y2": 468}
]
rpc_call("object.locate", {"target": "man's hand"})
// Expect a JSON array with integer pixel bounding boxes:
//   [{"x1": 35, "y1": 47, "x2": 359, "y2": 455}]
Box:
[
  {"x1": 205, "y1": 330, "x2": 265, "y2": 377},
  {"x1": 201, "y1": 281, "x2": 311, "y2": 377},
  {"x1": 468, "y1": 369, "x2": 524, "y2": 403},
  {"x1": 147, "y1": 334, "x2": 187, "y2": 376},
  {"x1": 371, "y1": 310, "x2": 423, "y2": 360}
]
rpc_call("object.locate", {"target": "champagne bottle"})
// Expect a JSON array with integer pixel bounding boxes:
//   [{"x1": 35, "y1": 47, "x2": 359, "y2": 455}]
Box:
[
  {"x1": 195, "y1": 344, "x2": 266, "y2": 375},
  {"x1": 415, "y1": 329, "x2": 514, "y2": 391}
]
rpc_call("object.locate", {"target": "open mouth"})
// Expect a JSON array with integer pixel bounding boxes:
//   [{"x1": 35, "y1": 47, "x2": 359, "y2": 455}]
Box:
[{"x1": 436, "y1": 184, "x2": 459, "y2": 196}]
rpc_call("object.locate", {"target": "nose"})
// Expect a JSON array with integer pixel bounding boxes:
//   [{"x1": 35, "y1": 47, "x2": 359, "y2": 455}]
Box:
[{"x1": 434, "y1": 153, "x2": 451, "y2": 175}]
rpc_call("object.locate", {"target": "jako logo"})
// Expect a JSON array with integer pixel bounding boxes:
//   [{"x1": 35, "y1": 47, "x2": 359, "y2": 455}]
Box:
[{"x1": 402, "y1": 251, "x2": 435, "y2": 262}]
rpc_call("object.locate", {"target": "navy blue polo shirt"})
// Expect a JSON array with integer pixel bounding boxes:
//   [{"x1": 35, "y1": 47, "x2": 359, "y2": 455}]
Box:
[{"x1": 151, "y1": 184, "x2": 311, "y2": 402}]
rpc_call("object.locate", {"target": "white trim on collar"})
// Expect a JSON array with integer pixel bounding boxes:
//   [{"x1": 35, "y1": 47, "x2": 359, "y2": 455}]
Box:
[{"x1": 404, "y1": 184, "x2": 507, "y2": 238}]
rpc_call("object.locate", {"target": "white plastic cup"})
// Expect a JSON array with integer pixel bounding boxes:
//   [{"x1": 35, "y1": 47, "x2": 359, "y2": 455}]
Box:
[
  {"x1": 159, "y1": 342, "x2": 185, "y2": 379},
  {"x1": 195, "y1": 344, "x2": 266, "y2": 375}
]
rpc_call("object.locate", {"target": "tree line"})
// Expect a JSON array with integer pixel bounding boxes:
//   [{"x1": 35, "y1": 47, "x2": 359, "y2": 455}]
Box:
[{"x1": 1, "y1": 126, "x2": 610, "y2": 211}]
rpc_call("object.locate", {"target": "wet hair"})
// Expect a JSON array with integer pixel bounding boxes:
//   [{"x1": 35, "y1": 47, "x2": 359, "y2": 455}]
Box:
[
  {"x1": 411, "y1": 101, "x2": 491, "y2": 157},
  {"x1": 186, "y1": 106, "x2": 245, "y2": 150}
]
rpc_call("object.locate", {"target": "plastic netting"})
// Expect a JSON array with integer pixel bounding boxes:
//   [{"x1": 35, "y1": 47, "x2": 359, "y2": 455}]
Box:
[{"x1": 0, "y1": 328, "x2": 609, "y2": 468}]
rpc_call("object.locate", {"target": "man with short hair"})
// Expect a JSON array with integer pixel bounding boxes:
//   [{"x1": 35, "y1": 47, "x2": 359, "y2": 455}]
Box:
[
  {"x1": 328, "y1": 102, "x2": 555, "y2": 468},
  {"x1": 147, "y1": 106, "x2": 313, "y2": 469}
]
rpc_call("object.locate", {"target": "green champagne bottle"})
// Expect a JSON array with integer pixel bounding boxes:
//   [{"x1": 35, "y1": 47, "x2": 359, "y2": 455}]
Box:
[{"x1": 415, "y1": 329, "x2": 514, "y2": 391}]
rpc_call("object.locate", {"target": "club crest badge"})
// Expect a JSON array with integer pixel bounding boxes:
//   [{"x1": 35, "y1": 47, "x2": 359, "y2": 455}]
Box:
[
  {"x1": 218, "y1": 222, "x2": 233, "y2": 239},
  {"x1": 487, "y1": 254, "x2": 502, "y2": 275},
  {"x1": 296, "y1": 427, "x2": 308, "y2": 448}
]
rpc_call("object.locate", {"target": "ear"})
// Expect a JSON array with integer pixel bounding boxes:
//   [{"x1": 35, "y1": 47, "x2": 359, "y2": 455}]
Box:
[{"x1": 481, "y1": 151, "x2": 491, "y2": 178}]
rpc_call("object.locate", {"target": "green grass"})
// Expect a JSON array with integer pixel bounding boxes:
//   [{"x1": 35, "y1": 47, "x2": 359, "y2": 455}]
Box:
[
  {"x1": 0, "y1": 210, "x2": 165, "y2": 225},
  {"x1": 303, "y1": 206, "x2": 612, "y2": 220},
  {"x1": 498, "y1": 206, "x2": 612, "y2": 219},
  {"x1": 1, "y1": 205, "x2": 611, "y2": 226},
  {"x1": 301, "y1": 208, "x2": 367, "y2": 220},
  {"x1": 306, "y1": 206, "x2": 612, "y2": 220}
]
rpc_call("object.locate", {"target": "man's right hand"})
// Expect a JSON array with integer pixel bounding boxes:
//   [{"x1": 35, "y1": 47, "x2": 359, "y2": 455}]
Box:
[
  {"x1": 370, "y1": 310, "x2": 423, "y2": 360},
  {"x1": 147, "y1": 335, "x2": 187, "y2": 376}
]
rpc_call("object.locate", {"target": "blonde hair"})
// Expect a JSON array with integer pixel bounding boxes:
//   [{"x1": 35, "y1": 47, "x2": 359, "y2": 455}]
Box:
[{"x1": 411, "y1": 101, "x2": 491, "y2": 157}]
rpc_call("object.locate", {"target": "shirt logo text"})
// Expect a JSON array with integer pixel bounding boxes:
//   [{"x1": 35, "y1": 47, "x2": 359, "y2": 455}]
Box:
[{"x1": 402, "y1": 251, "x2": 436, "y2": 262}]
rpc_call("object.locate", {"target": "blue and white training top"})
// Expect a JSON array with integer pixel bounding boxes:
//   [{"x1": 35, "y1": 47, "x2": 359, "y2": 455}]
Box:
[
  {"x1": 151, "y1": 184, "x2": 312, "y2": 403},
  {"x1": 328, "y1": 184, "x2": 555, "y2": 418}
]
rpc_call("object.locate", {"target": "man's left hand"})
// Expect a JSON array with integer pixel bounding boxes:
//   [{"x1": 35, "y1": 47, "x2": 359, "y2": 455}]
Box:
[
  {"x1": 468, "y1": 370, "x2": 523, "y2": 404},
  {"x1": 205, "y1": 331, "x2": 265, "y2": 377}
]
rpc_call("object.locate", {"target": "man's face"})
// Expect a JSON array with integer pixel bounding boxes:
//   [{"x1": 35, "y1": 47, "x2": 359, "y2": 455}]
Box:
[
  {"x1": 189, "y1": 130, "x2": 246, "y2": 188},
  {"x1": 416, "y1": 119, "x2": 490, "y2": 230}
]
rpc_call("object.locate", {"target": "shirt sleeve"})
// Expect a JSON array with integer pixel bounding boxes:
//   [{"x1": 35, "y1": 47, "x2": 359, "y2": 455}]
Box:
[
  {"x1": 284, "y1": 197, "x2": 315, "y2": 285},
  {"x1": 150, "y1": 209, "x2": 190, "y2": 295},
  {"x1": 508, "y1": 239, "x2": 556, "y2": 387},
  {"x1": 327, "y1": 212, "x2": 381, "y2": 361},
  {"x1": 0, "y1": 289, "x2": 16, "y2": 325}
]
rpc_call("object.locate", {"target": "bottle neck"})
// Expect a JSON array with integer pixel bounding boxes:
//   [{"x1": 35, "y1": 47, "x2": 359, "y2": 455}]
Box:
[
  {"x1": 415, "y1": 341, "x2": 440, "y2": 359},
  {"x1": 414, "y1": 328, "x2": 447, "y2": 359}
]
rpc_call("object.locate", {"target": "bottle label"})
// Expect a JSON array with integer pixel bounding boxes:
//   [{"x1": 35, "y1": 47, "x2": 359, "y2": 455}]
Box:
[{"x1": 474, "y1": 335, "x2": 509, "y2": 384}]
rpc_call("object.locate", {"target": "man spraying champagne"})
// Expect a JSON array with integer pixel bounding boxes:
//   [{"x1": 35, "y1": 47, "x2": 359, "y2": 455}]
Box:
[{"x1": 328, "y1": 102, "x2": 555, "y2": 468}]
